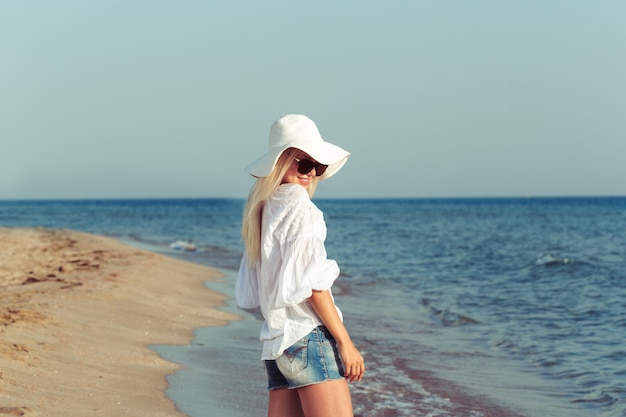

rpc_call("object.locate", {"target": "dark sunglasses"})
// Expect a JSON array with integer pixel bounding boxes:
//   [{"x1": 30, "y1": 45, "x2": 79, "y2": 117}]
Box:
[{"x1": 294, "y1": 157, "x2": 328, "y2": 176}]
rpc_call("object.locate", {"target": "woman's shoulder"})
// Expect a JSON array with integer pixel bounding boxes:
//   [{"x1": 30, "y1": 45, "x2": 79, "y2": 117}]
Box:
[
  {"x1": 275, "y1": 183, "x2": 310, "y2": 201},
  {"x1": 269, "y1": 184, "x2": 321, "y2": 226},
  {"x1": 271, "y1": 184, "x2": 314, "y2": 211}
]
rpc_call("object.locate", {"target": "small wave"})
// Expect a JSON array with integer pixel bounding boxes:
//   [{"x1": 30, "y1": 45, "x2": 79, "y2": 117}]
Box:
[
  {"x1": 553, "y1": 368, "x2": 591, "y2": 380},
  {"x1": 423, "y1": 304, "x2": 481, "y2": 326},
  {"x1": 420, "y1": 298, "x2": 481, "y2": 326},
  {"x1": 572, "y1": 388, "x2": 621, "y2": 408},
  {"x1": 169, "y1": 240, "x2": 198, "y2": 252},
  {"x1": 536, "y1": 253, "x2": 575, "y2": 266},
  {"x1": 529, "y1": 356, "x2": 561, "y2": 368},
  {"x1": 493, "y1": 337, "x2": 515, "y2": 350}
]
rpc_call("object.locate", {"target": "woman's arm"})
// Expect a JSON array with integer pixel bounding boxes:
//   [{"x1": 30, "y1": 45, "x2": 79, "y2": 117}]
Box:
[{"x1": 308, "y1": 290, "x2": 365, "y2": 383}]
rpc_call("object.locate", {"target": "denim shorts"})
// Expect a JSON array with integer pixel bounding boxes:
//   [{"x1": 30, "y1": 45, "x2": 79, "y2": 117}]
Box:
[{"x1": 265, "y1": 326, "x2": 345, "y2": 390}]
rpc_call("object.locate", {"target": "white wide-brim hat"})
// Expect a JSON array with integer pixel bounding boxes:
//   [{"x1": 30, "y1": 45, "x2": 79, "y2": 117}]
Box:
[{"x1": 245, "y1": 114, "x2": 350, "y2": 180}]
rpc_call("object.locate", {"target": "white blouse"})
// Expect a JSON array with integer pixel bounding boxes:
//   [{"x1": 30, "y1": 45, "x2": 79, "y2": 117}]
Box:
[{"x1": 235, "y1": 183, "x2": 343, "y2": 360}]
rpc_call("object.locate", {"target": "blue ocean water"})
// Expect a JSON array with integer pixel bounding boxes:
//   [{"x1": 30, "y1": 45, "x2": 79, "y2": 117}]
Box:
[{"x1": 1, "y1": 197, "x2": 625, "y2": 416}]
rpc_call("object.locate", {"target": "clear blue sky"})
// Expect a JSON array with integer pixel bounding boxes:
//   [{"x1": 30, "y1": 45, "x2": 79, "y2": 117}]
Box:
[{"x1": 2, "y1": 1, "x2": 624, "y2": 199}]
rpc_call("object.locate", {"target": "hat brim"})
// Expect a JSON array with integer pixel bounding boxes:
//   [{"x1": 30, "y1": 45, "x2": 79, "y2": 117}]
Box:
[{"x1": 246, "y1": 140, "x2": 350, "y2": 180}]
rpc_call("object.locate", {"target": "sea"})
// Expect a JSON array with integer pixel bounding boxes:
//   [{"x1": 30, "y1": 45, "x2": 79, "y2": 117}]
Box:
[{"x1": 1, "y1": 196, "x2": 625, "y2": 417}]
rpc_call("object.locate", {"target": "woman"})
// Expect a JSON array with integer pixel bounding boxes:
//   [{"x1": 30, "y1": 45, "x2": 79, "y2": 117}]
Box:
[{"x1": 236, "y1": 114, "x2": 364, "y2": 417}]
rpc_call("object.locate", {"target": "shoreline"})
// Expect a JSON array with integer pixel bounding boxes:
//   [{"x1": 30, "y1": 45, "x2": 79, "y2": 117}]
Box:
[{"x1": 0, "y1": 227, "x2": 239, "y2": 417}]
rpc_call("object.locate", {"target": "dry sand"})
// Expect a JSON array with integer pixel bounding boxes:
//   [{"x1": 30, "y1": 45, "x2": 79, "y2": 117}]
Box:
[{"x1": 0, "y1": 228, "x2": 240, "y2": 417}]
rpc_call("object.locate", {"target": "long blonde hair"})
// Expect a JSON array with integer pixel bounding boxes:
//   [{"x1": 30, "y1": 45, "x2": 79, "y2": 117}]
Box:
[{"x1": 241, "y1": 148, "x2": 319, "y2": 267}]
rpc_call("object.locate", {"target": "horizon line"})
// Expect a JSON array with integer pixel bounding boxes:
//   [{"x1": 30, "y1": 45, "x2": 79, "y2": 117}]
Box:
[{"x1": 1, "y1": 194, "x2": 625, "y2": 202}]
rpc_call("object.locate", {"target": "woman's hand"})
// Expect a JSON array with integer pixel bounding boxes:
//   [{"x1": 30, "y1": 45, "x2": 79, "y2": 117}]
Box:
[
  {"x1": 308, "y1": 290, "x2": 365, "y2": 383},
  {"x1": 338, "y1": 341, "x2": 365, "y2": 383}
]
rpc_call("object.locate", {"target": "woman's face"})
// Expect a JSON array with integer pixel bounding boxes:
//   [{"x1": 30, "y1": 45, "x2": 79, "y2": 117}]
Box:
[{"x1": 281, "y1": 152, "x2": 317, "y2": 189}]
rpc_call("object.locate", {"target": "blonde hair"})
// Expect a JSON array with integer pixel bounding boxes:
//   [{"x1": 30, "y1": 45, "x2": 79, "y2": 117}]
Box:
[{"x1": 241, "y1": 148, "x2": 320, "y2": 267}]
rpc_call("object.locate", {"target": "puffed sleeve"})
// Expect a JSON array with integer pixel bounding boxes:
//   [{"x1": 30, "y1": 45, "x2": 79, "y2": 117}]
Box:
[
  {"x1": 272, "y1": 200, "x2": 340, "y2": 308},
  {"x1": 235, "y1": 254, "x2": 260, "y2": 309}
]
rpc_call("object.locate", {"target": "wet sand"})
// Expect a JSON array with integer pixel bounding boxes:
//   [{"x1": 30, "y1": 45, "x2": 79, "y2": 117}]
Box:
[{"x1": 0, "y1": 228, "x2": 239, "y2": 417}]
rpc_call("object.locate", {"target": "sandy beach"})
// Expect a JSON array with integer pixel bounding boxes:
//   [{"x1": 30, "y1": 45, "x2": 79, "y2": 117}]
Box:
[{"x1": 0, "y1": 228, "x2": 239, "y2": 417}]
